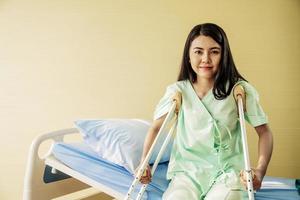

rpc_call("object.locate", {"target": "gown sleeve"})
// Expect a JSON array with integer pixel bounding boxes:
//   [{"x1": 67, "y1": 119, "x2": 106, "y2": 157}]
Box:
[
  {"x1": 241, "y1": 81, "x2": 268, "y2": 127},
  {"x1": 153, "y1": 83, "x2": 178, "y2": 120}
]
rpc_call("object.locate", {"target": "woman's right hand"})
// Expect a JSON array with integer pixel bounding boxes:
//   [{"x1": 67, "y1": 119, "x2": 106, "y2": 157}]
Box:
[{"x1": 136, "y1": 164, "x2": 152, "y2": 184}]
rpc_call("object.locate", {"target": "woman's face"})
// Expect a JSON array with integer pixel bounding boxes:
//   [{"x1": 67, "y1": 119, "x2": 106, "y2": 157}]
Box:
[{"x1": 189, "y1": 35, "x2": 221, "y2": 82}]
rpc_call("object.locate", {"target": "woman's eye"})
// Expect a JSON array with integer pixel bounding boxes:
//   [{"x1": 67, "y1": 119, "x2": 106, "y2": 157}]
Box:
[
  {"x1": 211, "y1": 50, "x2": 220, "y2": 55},
  {"x1": 195, "y1": 51, "x2": 202, "y2": 54}
]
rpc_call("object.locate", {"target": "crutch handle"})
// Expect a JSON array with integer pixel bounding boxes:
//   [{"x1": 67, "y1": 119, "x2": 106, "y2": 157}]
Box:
[
  {"x1": 233, "y1": 84, "x2": 246, "y2": 112},
  {"x1": 172, "y1": 91, "x2": 182, "y2": 115}
]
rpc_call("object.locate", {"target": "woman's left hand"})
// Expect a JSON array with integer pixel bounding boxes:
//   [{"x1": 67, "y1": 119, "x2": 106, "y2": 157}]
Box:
[{"x1": 240, "y1": 168, "x2": 264, "y2": 190}]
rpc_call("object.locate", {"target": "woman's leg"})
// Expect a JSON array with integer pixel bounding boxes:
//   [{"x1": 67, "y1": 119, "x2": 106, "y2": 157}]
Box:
[
  {"x1": 205, "y1": 172, "x2": 247, "y2": 200},
  {"x1": 162, "y1": 174, "x2": 201, "y2": 200},
  {"x1": 205, "y1": 181, "x2": 245, "y2": 200}
]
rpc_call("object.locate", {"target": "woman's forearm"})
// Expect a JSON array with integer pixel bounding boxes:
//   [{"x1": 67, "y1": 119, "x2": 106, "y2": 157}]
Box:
[
  {"x1": 141, "y1": 115, "x2": 166, "y2": 161},
  {"x1": 255, "y1": 124, "x2": 274, "y2": 176},
  {"x1": 141, "y1": 127, "x2": 159, "y2": 161}
]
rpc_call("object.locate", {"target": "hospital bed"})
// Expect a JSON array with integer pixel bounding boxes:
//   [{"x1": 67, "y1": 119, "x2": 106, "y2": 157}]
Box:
[
  {"x1": 23, "y1": 127, "x2": 300, "y2": 200},
  {"x1": 23, "y1": 85, "x2": 299, "y2": 200}
]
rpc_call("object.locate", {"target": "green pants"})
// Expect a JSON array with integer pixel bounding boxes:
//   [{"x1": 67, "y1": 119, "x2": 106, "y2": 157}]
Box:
[{"x1": 162, "y1": 172, "x2": 248, "y2": 200}]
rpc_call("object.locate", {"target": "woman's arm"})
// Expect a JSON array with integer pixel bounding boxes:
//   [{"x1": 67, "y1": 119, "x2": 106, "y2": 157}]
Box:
[
  {"x1": 141, "y1": 115, "x2": 166, "y2": 161},
  {"x1": 240, "y1": 123, "x2": 273, "y2": 190},
  {"x1": 254, "y1": 124, "x2": 273, "y2": 188},
  {"x1": 138, "y1": 115, "x2": 167, "y2": 184},
  {"x1": 139, "y1": 91, "x2": 181, "y2": 184},
  {"x1": 255, "y1": 124, "x2": 273, "y2": 175}
]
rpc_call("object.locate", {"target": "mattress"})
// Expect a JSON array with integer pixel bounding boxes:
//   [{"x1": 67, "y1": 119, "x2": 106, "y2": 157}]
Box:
[
  {"x1": 52, "y1": 142, "x2": 169, "y2": 200},
  {"x1": 52, "y1": 142, "x2": 299, "y2": 200}
]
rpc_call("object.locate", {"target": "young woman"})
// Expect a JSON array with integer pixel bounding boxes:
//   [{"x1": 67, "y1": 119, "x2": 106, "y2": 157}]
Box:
[{"x1": 139, "y1": 23, "x2": 273, "y2": 200}]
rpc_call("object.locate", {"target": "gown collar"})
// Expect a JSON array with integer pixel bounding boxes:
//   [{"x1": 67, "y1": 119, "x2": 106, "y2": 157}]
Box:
[{"x1": 187, "y1": 80, "x2": 213, "y2": 102}]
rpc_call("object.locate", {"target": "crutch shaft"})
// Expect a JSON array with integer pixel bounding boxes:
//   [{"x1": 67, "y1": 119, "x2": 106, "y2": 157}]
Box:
[
  {"x1": 237, "y1": 96, "x2": 255, "y2": 200},
  {"x1": 125, "y1": 102, "x2": 177, "y2": 200},
  {"x1": 136, "y1": 120, "x2": 177, "y2": 200}
]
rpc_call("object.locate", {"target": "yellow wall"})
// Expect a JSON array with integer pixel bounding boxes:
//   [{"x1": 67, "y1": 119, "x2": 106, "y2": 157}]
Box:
[{"x1": 0, "y1": 0, "x2": 299, "y2": 199}]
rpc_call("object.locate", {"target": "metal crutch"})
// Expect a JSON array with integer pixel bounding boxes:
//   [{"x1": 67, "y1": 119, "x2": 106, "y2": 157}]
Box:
[
  {"x1": 233, "y1": 84, "x2": 255, "y2": 200},
  {"x1": 124, "y1": 92, "x2": 181, "y2": 200}
]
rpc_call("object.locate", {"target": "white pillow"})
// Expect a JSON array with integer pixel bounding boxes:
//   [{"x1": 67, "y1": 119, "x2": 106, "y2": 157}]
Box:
[{"x1": 74, "y1": 119, "x2": 173, "y2": 174}]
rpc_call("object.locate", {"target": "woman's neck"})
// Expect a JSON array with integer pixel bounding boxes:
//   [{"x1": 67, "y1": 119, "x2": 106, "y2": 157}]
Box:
[{"x1": 192, "y1": 78, "x2": 214, "y2": 99}]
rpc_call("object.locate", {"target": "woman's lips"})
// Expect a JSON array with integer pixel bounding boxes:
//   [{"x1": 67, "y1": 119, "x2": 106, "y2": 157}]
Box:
[
  {"x1": 199, "y1": 65, "x2": 212, "y2": 68},
  {"x1": 198, "y1": 66, "x2": 213, "y2": 70}
]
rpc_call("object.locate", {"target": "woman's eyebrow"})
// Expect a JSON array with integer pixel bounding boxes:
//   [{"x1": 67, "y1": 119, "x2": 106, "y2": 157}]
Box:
[{"x1": 193, "y1": 47, "x2": 221, "y2": 50}]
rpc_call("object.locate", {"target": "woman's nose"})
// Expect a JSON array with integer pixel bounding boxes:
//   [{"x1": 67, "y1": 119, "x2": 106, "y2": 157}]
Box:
[{"x1": 202, "y1": 52, "x2": 210, "y2": 63}]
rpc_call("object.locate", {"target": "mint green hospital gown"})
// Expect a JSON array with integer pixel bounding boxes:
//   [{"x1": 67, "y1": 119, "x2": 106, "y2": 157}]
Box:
[{"x1": 153, "y1": 80, "x2": 268, "y2": 200}]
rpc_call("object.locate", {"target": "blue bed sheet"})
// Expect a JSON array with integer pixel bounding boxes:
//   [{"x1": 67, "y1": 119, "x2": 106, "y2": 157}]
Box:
[
  {"x1": 52, "y1": 142, "x2": 299, "y2": 200},
  {"x1": 52, "y1": 142, "x2": 169, "y2": 200}
]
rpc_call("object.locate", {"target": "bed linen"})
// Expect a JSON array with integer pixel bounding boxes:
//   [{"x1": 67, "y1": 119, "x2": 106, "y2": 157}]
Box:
[{"x1": 52, "y1": 142, "x2": 299, "y2": 200}]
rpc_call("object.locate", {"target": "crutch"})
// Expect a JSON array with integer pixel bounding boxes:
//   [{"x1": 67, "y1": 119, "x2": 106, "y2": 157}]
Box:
[
  {"x1": 233, "y1": 84, "x2": 255, "y2": 200},
  {"x1": 124, "y1": 92, "x2": 181, "y2": 200}
]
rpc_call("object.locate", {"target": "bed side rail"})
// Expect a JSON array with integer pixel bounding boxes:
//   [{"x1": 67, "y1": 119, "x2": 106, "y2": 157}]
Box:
[{"x1": 23, "y1": 128, "x2": 89, "y2": 200}]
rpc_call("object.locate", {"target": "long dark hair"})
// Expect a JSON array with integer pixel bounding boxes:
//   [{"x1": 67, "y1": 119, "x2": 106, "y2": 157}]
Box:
[{"x1": 177, "y1": 23, "x2": 246, "y2": 100}]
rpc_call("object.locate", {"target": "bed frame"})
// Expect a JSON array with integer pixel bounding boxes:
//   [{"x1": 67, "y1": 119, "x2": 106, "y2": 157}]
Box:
[
  {"x1": 23, "y1": 128, "x2": 121, "y2": 200},
  {"x1": 23, "y1": 128, "x2": 300, "y2": 200}
]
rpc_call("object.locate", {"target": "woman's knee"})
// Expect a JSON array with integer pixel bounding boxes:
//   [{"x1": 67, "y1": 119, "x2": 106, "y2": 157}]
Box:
[
  {"x1": 163, "y1": 187, "x2": 197, "y2": 200},
  {"x1": 162, "y1": 175, "x2": 200, "y2": 200}
]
